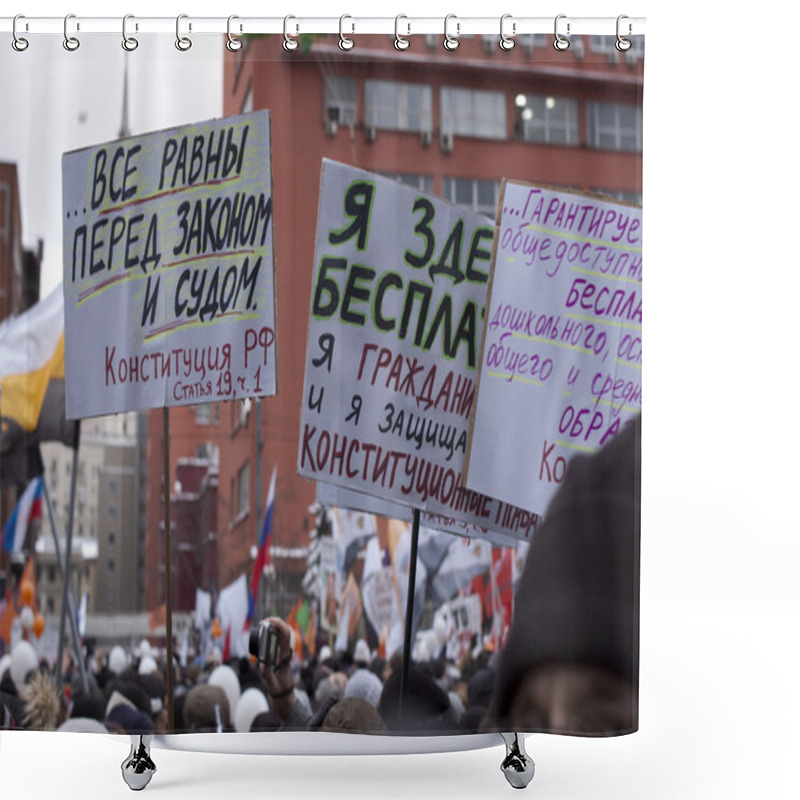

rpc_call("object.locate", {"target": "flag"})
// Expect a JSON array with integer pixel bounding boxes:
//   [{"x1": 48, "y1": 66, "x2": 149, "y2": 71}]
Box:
[
  {"x1": 148, "y1": 602, "x2": 167, "y2": 631},
  {"x1": 2, "y1": 476, "x2": 43, "y2": 553},
  {"x1": 77, "y1": 591, "x2": 88, "y2": 639},
  {"x1": 217, "y1": 575, "x2": 249, "y2": 657},
  {"x1": 247, "y1": 466, "x2": 276, "y2": 624},
  {"x1": 0, "y1": 285, "x2": 79, "y2": 486},
  {"x1": 303, "y1": 602, "x2": 318, "y2": 659}
]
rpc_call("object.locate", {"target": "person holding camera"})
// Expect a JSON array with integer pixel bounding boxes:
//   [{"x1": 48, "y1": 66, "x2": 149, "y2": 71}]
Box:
[{"x1": 251, "y1": 617, "x2": 311, "y2": 729}]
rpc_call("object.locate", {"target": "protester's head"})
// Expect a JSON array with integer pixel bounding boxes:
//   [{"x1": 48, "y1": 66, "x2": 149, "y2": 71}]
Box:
[
  {"x1": 320, "y1": 697, "x2": 387, "y2": 734},
  {"x1": 493, "y1": 414, "x2": 641, "y2": 735},
  {"x1": 108, "y1": 645, "x2": 128, "y2": 676},
  {"x1": 208, "y1": 664, "x2": 241, "y2": 722},
  {"x1": 10, "y1": 641, "x2": 38, "y2": 694},
  {"x1": 21, "y1": 670, "x2": 61, "y2": 731},
  {"x1": 377, "y1": 665, "x2": 451, "y2": 732},
  {"x1": 106, "y1": 704, "x2": 154, "y2": 735},
  {"x1": 234, "y1": 687, "x2": 269, "y2": 733},
  {"x1": 344, "y1": 668, "x2": 383, "y2": 709},
  {"x1": 71, "y1": 691, "x2": 107, "y2": 723},
  {"x1": 183, "y1": 684, "x2": 230, "y2": 731},
  {"x1": 353, "y1": 639, "x2": 371, "y2": 668}
]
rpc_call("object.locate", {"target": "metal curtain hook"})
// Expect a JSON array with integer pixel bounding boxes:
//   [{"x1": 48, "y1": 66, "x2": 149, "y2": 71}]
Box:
[
  {"x1": 226, "y1": 15, "x2": 242, "y2": 51},
  {"x1": 615, "y1": 14, "x2": 632, "y2": 51},
  {"x1": 499, "y1": 14, "x2": 515, "y2": 51},
  {"x1": 443, "y1": 14, "x2": 460, "y2": 51},
  {"x1": 176, "y1": 14, "x2": 192, "y2": 51},
  {"x1": 339, "y1": 15, "x2": 354, "y2": 51},
  {"x1": 283, "y1": 15, "x2": 298, "y2": 51},
  {"x1": 394, "y1": 15, "x2": 410, "y2": 50},
  {"x1": 554, "y1": 14, "x2": 570, "y2": 51},
  {"x1": 63, "y1": 14, "x2": 80, "y2": 51},
  {"x1": 12, "y1": 14, "x2": 29, "y2": 51},
  {"x1": 122, "y1": 14, "x2": 138, "y2": 51}
]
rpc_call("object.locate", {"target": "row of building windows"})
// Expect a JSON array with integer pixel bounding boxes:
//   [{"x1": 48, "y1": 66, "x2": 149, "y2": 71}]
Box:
[
  {"x1": 326, "y1": 77, "x2": 642, "y2": 153},
  {"x1": 383, "y1": 173, "x2": 640, "y2": 217}
]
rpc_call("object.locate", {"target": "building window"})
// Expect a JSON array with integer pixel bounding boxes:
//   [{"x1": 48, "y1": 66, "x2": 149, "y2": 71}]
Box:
[
  {"x1": 236, "y1": 461, "x2": 250, "y2": 517},
  {"x1": 326, "y1": 76, "x2": 357, "y2": 126},
  {"x1": 442, "y1": 177, "x2": 501, "y2": 218},
  {"x1": 592, "y1": 188, "x2": 643, "y2": 206},
  {"x1": 109, "y1": 505, "x2": 116, "y2": 519},
  {"x1": 109, "y1": 531, "x2": 115, "y2": 546},
  {"x1": 586, "y1": 101, "x2": 642, "y2": 152},
  {"x1": 441, "y1": 87, "x2": 506, "y2": 139},
  {"x1": 365, "y1": 80, "x2": 433, "y2": 133},
  {"x1": 109, "y1": 479, "x2": 117, "y2": 495},
  {"x1": 108, "y1": 558, "x2": 115, "y2": 572},
  {"x1": 195, "y1": 403, "x2": 213, "y2": 425},
  {"x1": 589, "y1": 34, "x2": 644, "y2": 61},
  {"x1": 515, "y1": 94, "x2": 579, "y2": 146},
  {"x1": 380, "y1": 173, "x2": 434, "y2": 193}
]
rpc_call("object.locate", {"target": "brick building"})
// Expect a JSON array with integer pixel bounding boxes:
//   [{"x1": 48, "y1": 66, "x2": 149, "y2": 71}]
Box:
[{"x1": 143, "y1": 32, "x2": 643, "y2": 619}]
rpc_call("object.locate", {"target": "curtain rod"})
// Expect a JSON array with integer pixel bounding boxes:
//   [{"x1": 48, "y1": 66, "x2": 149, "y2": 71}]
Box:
[{"x1": 1, "y1": 15, "x2": 646, "y2": 38}]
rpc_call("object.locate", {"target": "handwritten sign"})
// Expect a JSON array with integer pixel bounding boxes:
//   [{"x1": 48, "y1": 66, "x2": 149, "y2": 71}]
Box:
[
  {"x1": 62, "y1": 110, "x2": 276, "y2": 418},
  {"x1": 465, "y1": 181, "x2": 642, "y2": 514},
  {"x1": 298, "y1": 160, "x2": 539, "y2": 543}
]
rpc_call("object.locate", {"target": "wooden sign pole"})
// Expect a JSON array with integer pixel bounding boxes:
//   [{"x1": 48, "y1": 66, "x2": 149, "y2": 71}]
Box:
[{"x1": 162, "y1": 407, "x2": 175, "y2": 732}]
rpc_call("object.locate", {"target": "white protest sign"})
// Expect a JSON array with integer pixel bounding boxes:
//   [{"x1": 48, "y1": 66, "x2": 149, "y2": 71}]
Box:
[
  {"x1": 62, "y1": 110, "x2": 277, "y2": 418},
  {"x1": 298, "y1": 160, "x2": 539, "y2": 542},
  {"x1": 466, "y1": 181, "x2": 642, "y2": 514},
  {"x1": 436, "y1": 594, "x2": 483, "y2": 662},
  {"x1": 315, "y1": 480, "x2": 525, "y2": 549}
]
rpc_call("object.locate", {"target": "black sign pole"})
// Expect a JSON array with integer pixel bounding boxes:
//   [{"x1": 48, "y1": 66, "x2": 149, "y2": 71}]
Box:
[{"x1": 398, "y1": 507, "x2": 421, "y2": 722}]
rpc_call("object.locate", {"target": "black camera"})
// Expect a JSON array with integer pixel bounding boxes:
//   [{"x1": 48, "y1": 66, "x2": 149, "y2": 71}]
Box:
[{"x1": 249, "y1": 621, "x2": 279, "y2": 669}]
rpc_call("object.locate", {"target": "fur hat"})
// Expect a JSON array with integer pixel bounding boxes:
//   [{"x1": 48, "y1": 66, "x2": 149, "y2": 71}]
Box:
[
  {"x1": 234, "y1": 687, "x2": 269, "y2": 733},
  {"x1": 108, "y1": 645, "x2": 127, "y2": 675},
  {"x1": 10, "y1": 641, "x2": 38, "y2": 692},
  {"x1": 353, "y1": 639, "x2": 371, "y2": 666},
  {"x1": 344, "y1": 668, "x2": 383, "y2": 708},
  {"x1": 21, "y1": 670, "x2": 60, "y2": 731},
  {"x1": 493, "y1": 414, "x2": 641, "y2": 733},
  {"x1": 208, "y1": 664, "x2": 241, "y2": 720},
  {"x1": 183, "y1": 684, "x2": 230, "y2": 731},
  {"x1": 321, "y1": 697, "x2": 387, "y2": 733},
  {"x1": 377, "y1": 665, "x2": 450, "y2": 732}
]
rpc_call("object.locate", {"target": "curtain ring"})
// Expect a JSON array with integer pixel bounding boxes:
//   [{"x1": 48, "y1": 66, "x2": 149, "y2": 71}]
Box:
[
  {"x1": 12, "y1": 14, "x2": 29, "y2": 51},
  {"x1": 283, "y1": 15, "x2": 298, "y2": 51},
  {"x1": 499, "y1": 14, "x2": 515, "y2": 51},
  {"x1": 615, "y1": 14, "x2": 632, "y2": 51},
  {"x1": 63, "y1": 14, "x2": 80, "y2": 51},
  {"x1": 553, "y1": 14, "x2": 570, "y2": 51},
  {"x1": 339, "y1": 15, "x2": 354, "y2": 50},
  {"x1": 176, "y1": 14, "x2": 192, "y2": 51},
  {"x1": 394, "y1": 15, "x2": 410, "y2": 51},
  {"x1": 122, "y1": 14, "x2": 138, "y2": 51},
  {"x1": 443, "y1": 14, "x2": 460, "y2": 51},
  {"x1": 226, "y1": 15, "x2": 242, "y2": 51}
]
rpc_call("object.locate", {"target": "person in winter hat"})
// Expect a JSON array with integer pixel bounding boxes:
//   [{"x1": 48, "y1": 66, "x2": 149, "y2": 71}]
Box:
[{"x1": 493, "y1": 415, "x2": 641, "y2": 736}]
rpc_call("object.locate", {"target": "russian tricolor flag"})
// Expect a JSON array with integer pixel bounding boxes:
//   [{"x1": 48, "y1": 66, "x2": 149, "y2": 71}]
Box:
[
  {"x1": 246, "y1": 467, "x2": 276, "y2": 624},
  {"x1": 2, "y1": 476, "x2": 43, "y2": 553}
]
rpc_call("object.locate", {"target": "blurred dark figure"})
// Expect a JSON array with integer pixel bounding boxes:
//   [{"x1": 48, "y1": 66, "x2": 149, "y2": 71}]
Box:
[{"x1": 493, "y1": 414, "x2": 641, "y2": 735}]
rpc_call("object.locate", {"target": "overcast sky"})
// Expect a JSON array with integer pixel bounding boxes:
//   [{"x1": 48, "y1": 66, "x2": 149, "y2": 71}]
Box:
[{"x1": 1, "y1": 32, "x2": 222, "y2": 295}]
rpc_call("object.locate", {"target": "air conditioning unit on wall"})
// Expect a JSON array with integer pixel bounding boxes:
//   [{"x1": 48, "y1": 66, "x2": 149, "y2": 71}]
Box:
[
  {"x1": 325, "y1": 118, "x2": 338, "y2": 137},
  {"x1": 365, "y1": 125, "x2": 377, "y2": 143},
  {"x1": 440, "y1": 131, "x2": 454, "y2": 153},
  {"x1": 421, "y1": 130, "x2": 433, "y2": 148}
]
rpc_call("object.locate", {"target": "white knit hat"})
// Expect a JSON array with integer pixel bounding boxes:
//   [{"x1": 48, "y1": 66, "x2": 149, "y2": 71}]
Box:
[{"x1": 234, "y1": 687, "x2": 269, "y2": 733}]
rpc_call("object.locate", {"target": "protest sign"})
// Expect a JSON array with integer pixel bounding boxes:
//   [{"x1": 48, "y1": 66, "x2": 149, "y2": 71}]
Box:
[
  {"x1": 316, "y1": 480, "x2": 525, "y2": 549},
  {"x1": 62, "y1": 110, "x2": 276, "y2": 419},
  {"x1": 465, "y1": 181, "x2": 642, "y2": 514},
  {"x1": 298, "y1": 160, "x2": 539, "y2": 542}
]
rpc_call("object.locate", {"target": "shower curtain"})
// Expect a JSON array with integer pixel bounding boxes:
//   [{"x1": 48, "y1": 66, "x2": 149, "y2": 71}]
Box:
[{"x1": 0, "y1": 16, "x2": 643, "y2": 746}]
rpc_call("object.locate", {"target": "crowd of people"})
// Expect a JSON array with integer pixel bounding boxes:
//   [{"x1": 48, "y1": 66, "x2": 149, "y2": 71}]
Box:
[
  {"x1": 0, "y1": 619, "x2": 502, "y2": 736},
  {"x1": 1, "y1": 413, "x2": 640, "y2": 738}
]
